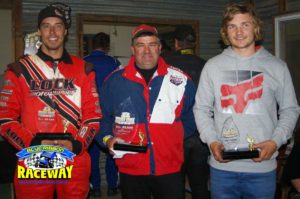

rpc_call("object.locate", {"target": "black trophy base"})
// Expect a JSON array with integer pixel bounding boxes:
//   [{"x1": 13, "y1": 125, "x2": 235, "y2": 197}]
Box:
[
  {"x1": 34, "y1": 133, "x2": 72, "y2": 140},
  {"x1": 222, "y1": 148, "x2": 259, "y2": 160},
  {"x1": 114, "y1": 143, "x2": 147, "y2": 153}
]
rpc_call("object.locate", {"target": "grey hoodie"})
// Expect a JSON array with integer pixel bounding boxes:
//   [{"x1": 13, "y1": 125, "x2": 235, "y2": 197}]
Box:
[{"x1": 194, "y1": 46, "x2": 300, "y2": 173}]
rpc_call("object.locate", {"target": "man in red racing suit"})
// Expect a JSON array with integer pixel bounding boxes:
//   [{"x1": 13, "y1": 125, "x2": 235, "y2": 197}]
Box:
[{"x1": 0, "y1": 3, "x2": 101, "y2": 199}]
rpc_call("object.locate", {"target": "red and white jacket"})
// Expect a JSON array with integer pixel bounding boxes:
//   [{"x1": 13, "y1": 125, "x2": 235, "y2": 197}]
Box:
[
  {"x1": 100, "y1": 56, "x2": 196, "y2": 175},
  {"x1": 0, "y1": 49, "x2": 101, "y2": 154}
]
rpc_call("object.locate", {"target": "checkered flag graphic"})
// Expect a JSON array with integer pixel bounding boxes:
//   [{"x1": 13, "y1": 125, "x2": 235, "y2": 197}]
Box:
[
  {"x1": 50, "y1": 156, "x2": 65, "y2": 168},
  {"x1": 25, "y1": 153, "x2": 66, "y2": 169},
  {"x1": 25, "y1": 153, "x2": 40, "y2": 167}
]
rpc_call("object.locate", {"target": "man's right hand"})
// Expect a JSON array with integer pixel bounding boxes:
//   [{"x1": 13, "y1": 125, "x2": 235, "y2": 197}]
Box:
[
  {"x1": 210, "y1": 141, "x2": 226, "y2": 163},
  {"x1": 105, "y1": 137, "x2": 125, "y2": 155},
  {"x1": 106, "y1": 137, "x2": 117, "y2": 149}
]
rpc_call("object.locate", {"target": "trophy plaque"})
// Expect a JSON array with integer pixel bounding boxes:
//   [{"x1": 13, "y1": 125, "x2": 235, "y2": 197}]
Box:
[
  {"x1": 221, "y1": 117, "x2": 259, "y2": 160},
  {"x1": 31, "y1": 116, "x2": 72, "y2": 146},
  {"x1": 113, "y1": 131, "x2": 148, "y2": 153}
]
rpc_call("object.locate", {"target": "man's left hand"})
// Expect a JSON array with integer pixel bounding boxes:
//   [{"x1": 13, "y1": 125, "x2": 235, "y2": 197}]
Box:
[{"x1": 252, "y1": 140, "x2": 277, "y2": 162}]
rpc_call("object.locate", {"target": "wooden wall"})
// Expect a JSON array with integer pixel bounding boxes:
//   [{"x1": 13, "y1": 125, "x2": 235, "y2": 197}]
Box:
[
  {"x1": 22, "y1": 0, "x2": 229, "y2": 60},
  {"x1": 17, "y1": 0, "x2": 300, "y2": 59},
  {"x1": 0, "y1": 0, "x2": 22, "y2": 63}
]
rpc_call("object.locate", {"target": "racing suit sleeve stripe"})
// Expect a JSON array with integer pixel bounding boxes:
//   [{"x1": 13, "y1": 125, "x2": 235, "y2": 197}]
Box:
[{"x1": 0, "y1": 70, "x2": 34, "y2": 150}]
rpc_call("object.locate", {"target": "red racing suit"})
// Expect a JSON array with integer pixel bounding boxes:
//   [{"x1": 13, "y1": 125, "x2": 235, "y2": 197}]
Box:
[{"x1": 0, "y1": 49, "x2": 101, "y2": 199}]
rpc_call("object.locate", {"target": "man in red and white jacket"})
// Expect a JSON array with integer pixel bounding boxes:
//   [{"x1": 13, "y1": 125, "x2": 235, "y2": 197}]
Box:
[
  {"x1": 100, "y1": 24, "x2": 197, "y2": 199},
  {"x1": 0, "y1": 3, "x2": 101, "y2": 199}
]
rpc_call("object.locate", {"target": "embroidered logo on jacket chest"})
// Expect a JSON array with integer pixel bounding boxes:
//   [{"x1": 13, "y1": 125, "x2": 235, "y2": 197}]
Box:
[{"x1": 170, "y1": 75, "x2": 183, "y2": 86}]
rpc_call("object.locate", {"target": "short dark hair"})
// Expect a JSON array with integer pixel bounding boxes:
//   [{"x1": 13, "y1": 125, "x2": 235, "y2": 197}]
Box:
[
  {"x1": 174, "y1": 25, "x2": 196, "y2": 49},
  {"x1": 92, "y1": 32, "x2": 110, "y2": 51}
]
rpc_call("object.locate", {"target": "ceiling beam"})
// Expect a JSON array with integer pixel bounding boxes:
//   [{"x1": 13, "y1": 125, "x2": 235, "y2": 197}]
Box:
[{"x1": 278, "y1": 0, "x2": 287, "y2": 13}]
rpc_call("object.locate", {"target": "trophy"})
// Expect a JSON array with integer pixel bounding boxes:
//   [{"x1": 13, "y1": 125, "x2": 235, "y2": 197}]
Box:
[
  {"x1": 24, "y1": 32, "x2": 42, "y2": 55},
  {"x1": 221, "y1": 117, "x2": 259, "y2": 160},
  {"x1": 32, "y1": 116, "x2": 72, "y2": 146},
  {"x1": 112, "y1": 98, "x2": 148, "y2": 153}
]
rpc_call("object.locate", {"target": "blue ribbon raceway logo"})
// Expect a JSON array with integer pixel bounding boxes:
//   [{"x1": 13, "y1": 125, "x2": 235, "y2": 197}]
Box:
[{"x1": 16, "y1": 145, "x2": 76, "y2": 180}]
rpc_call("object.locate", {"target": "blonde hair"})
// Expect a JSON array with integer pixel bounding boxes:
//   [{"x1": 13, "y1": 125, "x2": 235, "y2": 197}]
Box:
[{"x1": 220, "y1": 2, "x2": 264, "y2": 46}]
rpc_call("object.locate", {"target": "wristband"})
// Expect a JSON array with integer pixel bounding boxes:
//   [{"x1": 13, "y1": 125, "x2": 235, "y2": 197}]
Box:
[{"x1": 103, "y1": 135, "x2": 113, "y2": 145}]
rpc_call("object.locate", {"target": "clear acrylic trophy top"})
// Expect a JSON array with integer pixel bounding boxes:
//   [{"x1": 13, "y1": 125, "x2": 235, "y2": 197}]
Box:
[
  {"x1": 113, "y1": 97, "x2": 145, "y2": 145},
  {"x1": 221, "y1": 117, "x2": 240, "y2": 151}
]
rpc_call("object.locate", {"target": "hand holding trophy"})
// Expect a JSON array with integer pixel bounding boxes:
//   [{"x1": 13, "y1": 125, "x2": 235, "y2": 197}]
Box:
[
  {"x1": 114, "y1": 130, "x2": 147, "y2": 153},
  {"x1": 221, "y1": 117, "x2": 259, "y2": 160}
]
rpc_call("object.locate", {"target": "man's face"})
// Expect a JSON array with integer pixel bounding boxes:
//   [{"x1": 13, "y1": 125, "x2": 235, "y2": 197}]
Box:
[
  {"x1": 226, "y1": 13, "x2": 256, "y2": 53},
  {"x1": 38, "y1": 17, "x2": 67, "y2": 53},
  {"x1": 131, "y1": 35, "x2": 161, "y2": 70}
]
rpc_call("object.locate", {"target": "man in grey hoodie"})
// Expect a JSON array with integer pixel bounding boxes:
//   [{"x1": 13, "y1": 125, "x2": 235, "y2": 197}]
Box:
[{"x1": 193, "y1": 2, "x2": 300, "y2": 199}]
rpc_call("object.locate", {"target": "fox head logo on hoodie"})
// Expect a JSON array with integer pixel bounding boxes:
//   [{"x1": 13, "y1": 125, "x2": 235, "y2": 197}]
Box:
[{"x1": 220, "y1": 70, "x2": 264, "y2": 113}]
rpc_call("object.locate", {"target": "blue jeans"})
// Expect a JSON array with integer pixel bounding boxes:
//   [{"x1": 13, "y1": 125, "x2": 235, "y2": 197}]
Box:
[{"x1": 210, "y1": 167, "x2": 276, "y2": 199}]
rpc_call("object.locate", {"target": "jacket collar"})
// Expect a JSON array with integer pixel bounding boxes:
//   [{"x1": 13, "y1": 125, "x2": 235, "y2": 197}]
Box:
[
  {"x1": 122, "y1": 56, "x2": 168, "y2": 83},
  {"x1": 90, "y1": 50, "x2": 106, "y2": 56},
  {"x1": 37, "y1": 48, "x2": 73, "y2": 64}
]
